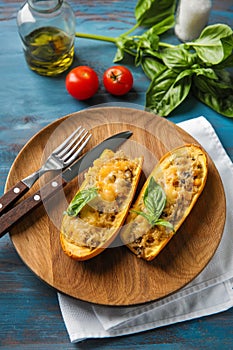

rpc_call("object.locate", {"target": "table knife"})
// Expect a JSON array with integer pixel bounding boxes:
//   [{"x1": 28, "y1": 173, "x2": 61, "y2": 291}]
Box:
[{"x1": 0, "y1": 130, "x2": 132, "y2": 238}]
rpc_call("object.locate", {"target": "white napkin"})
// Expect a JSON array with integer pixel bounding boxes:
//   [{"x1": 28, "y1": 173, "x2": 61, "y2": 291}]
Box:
[{"x1": 58, "y1": 116, "x2": 233, "y2": 343}]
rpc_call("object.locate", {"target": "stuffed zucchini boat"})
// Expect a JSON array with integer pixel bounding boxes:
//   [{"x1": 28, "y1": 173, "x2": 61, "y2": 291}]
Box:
[
  {"x1": 60, "y1": 149, "x2": 143, "y2": 260},
  {"x1": 120, "y1": 144, "x2": 208, "y2": 261}
]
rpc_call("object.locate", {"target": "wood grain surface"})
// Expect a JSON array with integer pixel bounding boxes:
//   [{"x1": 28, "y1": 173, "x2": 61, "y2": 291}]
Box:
[{"x1": 5, "y1": 107, "x2": 226, "y2": 306}]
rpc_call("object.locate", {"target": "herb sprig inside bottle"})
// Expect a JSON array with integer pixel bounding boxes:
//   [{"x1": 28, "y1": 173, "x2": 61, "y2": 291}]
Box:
[{"x1": 132, "y1": 177, "x2": 174, "y2": 230}]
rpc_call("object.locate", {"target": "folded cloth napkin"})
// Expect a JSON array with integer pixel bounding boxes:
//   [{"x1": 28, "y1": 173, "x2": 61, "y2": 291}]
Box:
[{"x1": 58, "y1": 116, "x2": 233, "y2": 343}]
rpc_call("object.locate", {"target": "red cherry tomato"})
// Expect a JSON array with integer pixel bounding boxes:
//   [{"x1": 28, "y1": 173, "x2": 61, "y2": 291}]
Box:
[
  {"x1": 66, "y1": 66, "x2": 99, "y2": 100},
  {"x1": 103, "y1": 66, "x2": 133, "y2": 96}
]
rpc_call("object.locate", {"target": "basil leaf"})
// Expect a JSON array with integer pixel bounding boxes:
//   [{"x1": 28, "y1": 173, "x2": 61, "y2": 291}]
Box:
[
  {"x1": 189, "y1": 24, "x2": 233, "y2": 64},
  {"x1": 144, "y1": 177, "x2": 166, "y2": 219},
  {"x1": 214, "y1": 43, "x2": 233, "y2": 70},
  {"x1": 114, "y1": 47, "x2": 125, "y2": 62},
  {"x1": 145, "y1": 14, "x2": 175, "y2": 35},
  {"x1": 135, "y1": 0, "x2": 176, "y2": 27},
  {"x1": 66, "y1": 187, "x2": 98, "y2": 217},
  {"x1": 161, "y1": 46, "x2": 197, "y2": 71},
  {"x1": 114, "y1": 36, "x2": 137, "y2": 62},
  {"x1": 115, "y1": 25, "x2": 162, "y2": 66},
  {"x1": 155, "y1": 219, "x2": 174, "y2": 231},
  {"x1": 131, "y1": 209, "x2": 152, "y2": 222},
  {"x1": 191, "y1": 67, "x2": 218, "y2": 80},
  {"x1": 141, "y1": 57, "x2": 166, "y2": 80},
  {"x1": 192, "y1": 70, "x2": 233, "y2": 117},
  {"x1": 221, "y1": 35, "x2": 233, "y2": 61},
  {"x1": 138, "y1": 25, "x2": 160, "y2": 50},
  {"x1": 134, "y1": 27, "x2": 160, "y2": 66},
  {"x1": 146, "y1": 69, "x2": 192, "y2": 117},
  {"x1": 132, "y1": 177, "x2": 173, "y2": 230}
]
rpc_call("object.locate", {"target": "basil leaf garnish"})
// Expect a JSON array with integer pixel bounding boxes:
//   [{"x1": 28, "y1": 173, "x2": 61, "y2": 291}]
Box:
[
  {"x1": 66, "y1": 187, "x2": 98, "y2": 217},
  {"x1": 132, "y1": 177, "x2": 174, "y2": 230},
  {"x1": 144, "y1": 176, "x2": 166, "y2": 219}
]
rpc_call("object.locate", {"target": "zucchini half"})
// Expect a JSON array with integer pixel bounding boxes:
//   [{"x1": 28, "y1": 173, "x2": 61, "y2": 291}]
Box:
[
  {"x1": 60, "y1": 149, "x2": 143, "y2": 260},
  {"x1": 120, "y1": 144, "x2": 208, "y2": 261}
]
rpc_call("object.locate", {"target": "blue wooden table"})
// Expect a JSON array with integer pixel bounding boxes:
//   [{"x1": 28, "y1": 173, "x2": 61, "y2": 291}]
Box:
[{"x1": 0, "y1": 0, "x2": 233, "y2": 348}]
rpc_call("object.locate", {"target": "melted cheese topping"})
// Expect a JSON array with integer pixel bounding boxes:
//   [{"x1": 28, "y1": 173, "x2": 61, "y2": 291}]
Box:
[
  {"x1": 121, "y1": 145, "x2": 207, "y2": 260},
  {"x1": 61, "y1": 149, "x2": 142, "y2": 249},
  {"x1": 96, "y1": 160, "x2": 133, "y2": 202}
]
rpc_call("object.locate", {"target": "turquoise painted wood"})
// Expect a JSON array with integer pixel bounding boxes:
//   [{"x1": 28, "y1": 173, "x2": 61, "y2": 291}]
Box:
[{"x1": 0, "y1": 0, "x2": 233, "y2": 348}]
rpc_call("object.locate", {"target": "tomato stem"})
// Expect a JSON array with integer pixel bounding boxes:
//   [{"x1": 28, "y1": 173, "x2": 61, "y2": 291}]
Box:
[{"x1": 110, "y1": 71, "x2": 122, "y2": 81}]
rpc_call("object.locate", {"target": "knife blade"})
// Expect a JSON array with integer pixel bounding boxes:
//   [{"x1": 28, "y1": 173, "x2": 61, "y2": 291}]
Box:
[{"x1": 0, "y1": 130, "x2": 132, "y2": 238}]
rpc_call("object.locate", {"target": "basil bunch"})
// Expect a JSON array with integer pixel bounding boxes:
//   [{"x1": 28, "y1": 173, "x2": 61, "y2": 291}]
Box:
[
  {"x1": 66, "y1": 187, "x2": 98, "y2": 217},
  {"x1": 145, "y1": 24, "x2": 233, "y2": 117},
  {"x1": 132, "y1": 177, "x2": 174, "y2": 230},
  {"x1": 76, "y1": 0, "x2": 233, "y2": 117}
]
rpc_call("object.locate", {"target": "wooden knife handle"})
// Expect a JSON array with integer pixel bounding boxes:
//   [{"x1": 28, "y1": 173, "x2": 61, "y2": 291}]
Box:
[
  {"x1": 0, "y1": 176, "x2": 67, "y2": 238},
  {"x1": 0, "y1": 181, "x2": 29, "y2": 215}
]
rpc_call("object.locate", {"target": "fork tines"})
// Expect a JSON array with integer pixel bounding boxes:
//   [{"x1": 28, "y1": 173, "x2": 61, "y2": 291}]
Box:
[{"x1": 55, "y1": 127, "x2": 92, "y2": 165}]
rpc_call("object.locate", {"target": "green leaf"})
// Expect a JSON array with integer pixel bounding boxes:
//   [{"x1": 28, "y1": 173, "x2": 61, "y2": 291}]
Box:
[
  {"x1": 221, "y1": 35, "x2": 233, "y2": 61},
  {"x1": 189, "y1": 24, "x2": 233, "y2": 64},
  {"x1": 214, "y1": 54, "x2": 233, "y2": 70},
  {"x1": 114, "y1": 24, "x2": 163, "y2": 66},
  {"x1": 144, "y1": 177, "x2": 166, "y2": 219},
  {"x1": 192, "y1": 70, "x2": 233, "y2": 117},
  {"x1": 135, "y1": 0, "x2": 176, "y2": 27},
  {"x1": 132, "y1": 177, "x2": 173, "y2": 230},
  {"x1": 146, "y1": 68, "x2": 192, "y2": 117},
  {"x1": 113, "y1": 36, "x2": 138, "y2": 62},
  {"x1": 139, "y1": 26, "x2": 160, "y2": 50},
  {"x1": 66, "y1": 187, "x2": 98, "y2": 217},
  {"x1": 161, "y1": 45, "x2": 197, "y2": 71},
  {"x1": 134, "y1": 27, "x2": 160, "y2": 66},
  {"x1": 191, "y1": 67, "x2": 218, "y2": 80},
  {"x1": 141, "y1": 57, "x2": 166, "y2": 80},
  {"x1": 146, "y1": 14, "x2": 175, "y2": 35},
  {"x1": 154, "y1": 219, "x2": 174, "y2": 230},
  {"x1": 114, "y1": 47, "x2": 125, "y2": 62},
  {"x1": 131, "y1": 209, "x2": 152, "y2": 222}
]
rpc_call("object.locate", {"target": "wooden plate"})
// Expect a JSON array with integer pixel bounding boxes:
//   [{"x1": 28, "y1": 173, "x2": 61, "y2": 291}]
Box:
[{"x1": 6, "y1": 107, "x2": 226, "y2": 306}]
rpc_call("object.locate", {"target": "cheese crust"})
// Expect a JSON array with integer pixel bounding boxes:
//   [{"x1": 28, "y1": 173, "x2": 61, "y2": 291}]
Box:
[
  {"x1": 120, "y1": 144, "x2": 208, "y2": 261},
  {"x1": 60, "y1": 149, "x2": 143, "y2": 260}
]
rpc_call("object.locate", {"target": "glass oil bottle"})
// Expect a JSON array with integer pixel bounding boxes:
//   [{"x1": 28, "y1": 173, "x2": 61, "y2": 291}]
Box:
[{"x1": 17, "y1": 0, "x2": 76, "y2": 76}]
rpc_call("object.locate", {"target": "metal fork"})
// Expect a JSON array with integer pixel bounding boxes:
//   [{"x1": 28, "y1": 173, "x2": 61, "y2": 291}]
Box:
[
  {"x1": 23, "y1": 126, "x2": 91, "y2": 187},
  {"x1": 0, "y1": 126, "x2": 92, "y2": 215}
]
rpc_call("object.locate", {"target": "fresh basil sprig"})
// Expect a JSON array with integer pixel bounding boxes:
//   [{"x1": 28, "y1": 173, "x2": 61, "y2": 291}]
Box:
[
  {"x1": 75, "y1": 0, "x2": 233, "y2": 118},
  {"x1": 132, "y1": 177, "x2": 174, "y2": 230},
  {"x1": 66, "y1": 187, "x2": 98, "y2": 217},
  {"x1": 187, "y1": 24, "x2": 233, "y2": 64},
  {"x1": 145, "y1": 24, "x2": 233, "y2": 117},
  {"x1": 113, "y1": 17, "x2": 174, "y2": 64}
]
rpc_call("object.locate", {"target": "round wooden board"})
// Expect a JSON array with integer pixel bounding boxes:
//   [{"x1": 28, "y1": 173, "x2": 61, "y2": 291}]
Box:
[{"x1": 6, "y1": 107, "x2": 226, "y2": 306}]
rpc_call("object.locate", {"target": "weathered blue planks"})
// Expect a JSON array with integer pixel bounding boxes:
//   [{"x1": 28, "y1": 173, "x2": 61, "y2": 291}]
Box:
[{"x1": 0, "y1": 0, "x2": 233, "y2": 348}]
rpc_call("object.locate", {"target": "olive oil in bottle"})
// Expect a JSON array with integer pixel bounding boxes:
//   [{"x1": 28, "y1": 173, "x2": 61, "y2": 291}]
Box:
[
  {"x1": 17, "y1": 0, "x2": 76, "y2": 76},
  {"x1": 23, "y1": 26, "x2": 74, "y2": 76}
]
